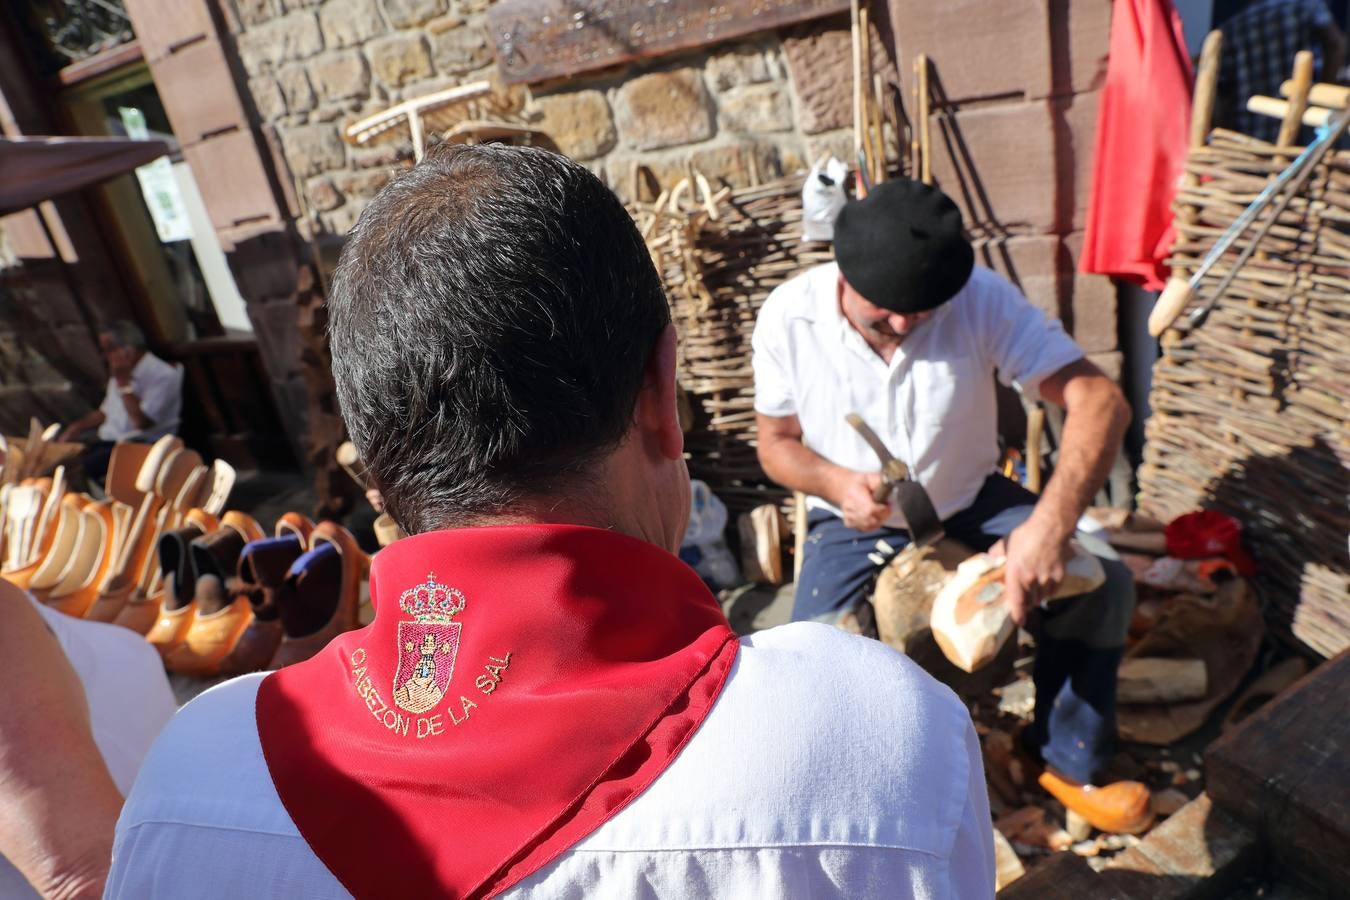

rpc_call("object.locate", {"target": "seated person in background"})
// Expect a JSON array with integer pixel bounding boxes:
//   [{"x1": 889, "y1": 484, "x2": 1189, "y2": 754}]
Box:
[
  {"x1": 59, "y1": 321, "x2": 182, "y2": 482},
  {"x1": 106, "y1": 144, "x2": 995, "y2": 898},
  {"x1": 0, "y1": 580, "x2": 176, "y2": 899}
]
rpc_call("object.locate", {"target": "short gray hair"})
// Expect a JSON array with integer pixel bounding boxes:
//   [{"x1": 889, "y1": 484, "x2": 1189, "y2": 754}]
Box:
[{"x1": 100, "y1": 320, "x2": 146, "y2": 351}]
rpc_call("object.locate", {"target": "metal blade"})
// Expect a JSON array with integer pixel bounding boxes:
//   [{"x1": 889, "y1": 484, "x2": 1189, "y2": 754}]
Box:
[{"x1": 893, "y1": 481, "x2": 944, "y2": 548}]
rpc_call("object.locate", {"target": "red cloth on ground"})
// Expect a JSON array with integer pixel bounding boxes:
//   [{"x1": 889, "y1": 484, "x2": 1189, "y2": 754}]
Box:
[
  {"x1": 1165, "y1": 509, "x2": 1258, "y2": 576},
  {"x1": 256, "y1": 525, "x2": 738, "y2": 899},
  {"x1": 1080, "y1": 0, "x2": 1194, "y2": 290}
]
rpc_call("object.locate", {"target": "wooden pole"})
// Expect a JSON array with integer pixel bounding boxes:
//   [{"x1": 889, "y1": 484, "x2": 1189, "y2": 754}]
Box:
[{"x1": 917, "y1": 54, "x2": 931, "y2": 184}]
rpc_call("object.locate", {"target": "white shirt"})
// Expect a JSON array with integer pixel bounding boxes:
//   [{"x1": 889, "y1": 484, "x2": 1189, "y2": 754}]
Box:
[
  {"x1": 0, "y1": 597, "x2": 176, "y2": 900},
  {"x1": 107, "y1": 623, "x2": 995, "y2": 899},
  {"x1": 97, "y1": 352, "x2": 183, "y2": 441},
  {"x1": 752, "y1": 263, "x2": 1083, "y2": 523}
]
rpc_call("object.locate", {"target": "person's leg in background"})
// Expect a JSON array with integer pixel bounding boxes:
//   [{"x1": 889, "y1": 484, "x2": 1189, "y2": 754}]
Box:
[
  {"x1": 942, "y1": 475, "x2": 1134, "y2": 786},
  {"x1": 79, "y1": 441, "x2": 116, "y2": 485},
  {"x1": 792, "y1": 508, "x2": 912, "y2": 626}
]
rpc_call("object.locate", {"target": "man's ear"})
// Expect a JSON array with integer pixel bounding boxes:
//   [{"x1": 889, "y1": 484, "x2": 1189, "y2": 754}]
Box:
[{"x1": 638, "y1": 324, "x2": 683, "y2": 461}]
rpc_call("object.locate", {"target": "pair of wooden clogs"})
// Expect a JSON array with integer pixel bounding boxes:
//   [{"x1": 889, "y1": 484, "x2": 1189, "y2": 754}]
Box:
[{"x1": 149, "y1": 513, "x2": 367, "y2": 677}]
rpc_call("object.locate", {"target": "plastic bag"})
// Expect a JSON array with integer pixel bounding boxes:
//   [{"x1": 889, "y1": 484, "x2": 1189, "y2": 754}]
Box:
[
  {"x1": 680, "y1": 480, "x2": 740, "y2": 589},
  {"x1": 801, "y1": 156, "x2": 850, "y2": 242}
]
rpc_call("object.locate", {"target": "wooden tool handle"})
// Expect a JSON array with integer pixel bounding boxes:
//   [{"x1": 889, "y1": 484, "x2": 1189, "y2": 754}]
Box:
[
  {"x1": 1148, "y1": 277, "x2": 1196, "y2": 337},
  {"x1": 872, "y1": 481, "x2": 892, "y2": 504}
]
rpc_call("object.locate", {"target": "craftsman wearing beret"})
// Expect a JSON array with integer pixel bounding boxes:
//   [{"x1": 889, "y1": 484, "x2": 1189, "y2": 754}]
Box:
[{"x1": 753, "y1": 179, "x2": 1150, "y2": 834}]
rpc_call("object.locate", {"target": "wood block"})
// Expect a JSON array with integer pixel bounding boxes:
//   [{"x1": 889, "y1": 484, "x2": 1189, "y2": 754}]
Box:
[
  {"x1": 928, "y1": 100, "x2": 1059, "y2": 236},
  {"x1": 1117, "y1": 657, "x2": 1208, "y2": 704},
  {"x1": 1207, "y1": 650, "x2": 1350, "y2": 891},
  {"x1": 891, "y1": 0, "x2": 1053, "y2": 102},
  {"x1": 996, "y1": 851, "x2": 1104, "y2": 899}
]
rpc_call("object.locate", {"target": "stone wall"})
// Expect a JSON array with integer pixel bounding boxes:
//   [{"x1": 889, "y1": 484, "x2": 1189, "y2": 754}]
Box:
[{"x1": 219, "y1": 0, "x2": 891, "y2": 243}]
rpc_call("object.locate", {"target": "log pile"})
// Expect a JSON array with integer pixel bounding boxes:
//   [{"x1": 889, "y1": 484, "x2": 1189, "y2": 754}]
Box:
[
  {"x1": 630, "y1": 175, "x2": 834, "y2": 521},
  {"x1": 1140, "y1": 127, "x2": 1350, "y2": 658}
]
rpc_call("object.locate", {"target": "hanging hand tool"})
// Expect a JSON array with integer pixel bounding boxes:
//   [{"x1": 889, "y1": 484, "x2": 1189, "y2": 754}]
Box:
[
  {"x1": 845, "y1": 412, "x2": 944, "y2": 547},
  {"x1": 1149, "y1": 106, "x2": 1350, "y2": 336}
]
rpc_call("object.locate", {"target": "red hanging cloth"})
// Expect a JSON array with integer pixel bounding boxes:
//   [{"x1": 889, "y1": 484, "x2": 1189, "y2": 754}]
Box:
[{"x1": 1079, "y1": 0, "x2": 1195, "y2": 290}]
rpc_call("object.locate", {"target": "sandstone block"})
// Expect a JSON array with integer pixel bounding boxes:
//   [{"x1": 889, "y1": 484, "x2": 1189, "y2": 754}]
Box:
[
  {"x1": 429, "y1": 21, "x2": 492, "y2": 75},
  {"x1": 529, "y1": 91, "x2": 615, "y2": 161},
  {"x1": 973, "y1": 235, "x2": 1064, "y2": 321},
  {"x1": 690, "y1": 141, "x2": 782, "y2": 189},
  {"x1": 379, "y1": 0, "x2": 444, "y2": 28},
  {"x1": 1087, "y1": 350, "x2": 1122, "y2": 382},
  {"x1": 237, "y1": 10, "x2": 323, "y2": 75},
  {"x1": 334, "y1": 168, "x2": 393, "y2": 201},
  {"x1": 236, "y1": 0, "x2": 279, "y2": 27},
  {"x1": 367, "y1": 33, "x2": 433, "y2": 87},
  {"x1": 278, "y1": 122, "x2": 346, "y2": 177},
  {"x1": 278, "y1": 64, "x2": 316, "y2": 113},
  {"x1": 1058, "y1": 90, "x2": 1101, "y2": 232},
  {"x1": 453, "y1": 0, "x2": 490, "y2": 13},
  {"x1": 891, "y1": 0, "x2": 1052, "y2": 102},
  {"x1": 1063, "y1": 231, "x2": 1117, "y2": 351},
  {"x1": 184, "y1": 130, "x2": 284, "y2": 231},
  {"x1": 320, "y1": 201, "x2": 363, "y2": 236},
  {"x1": 250, "y1": 76, "x2": 287, "y2": 120},
  {"x1": 719, "y1": 84, "x2": 793, "y2": 134},
  {"x1": 310, "y1": 49, "x2": 370, "y2": 102},
  {"x1": 1050, "y1": 0, "x2": 1112, "y2": 96},
  {"x1": 615, "y1": 68, "x2": 715, "y2": 152},
  {"x1": 782, "y1": 16, "x2": 886, "y2": 136},
  {"x1": 318, "y1": 0, "x2": 385, "y2": 49},
  {"x1": 351, "y1": 144, "x2": 412, "y2": 169},
  {"x1": 804, "y1": 130, "x2": 853, "y2": 167},
  {"x1": 306, "y1": 176, "x2": 342, "y2": 211},
  {"x1": 706, "y1": 44, "x2": 771, "y2": 91},
  {"x1": 928, "y1": 100, "x2": 1058, "y2": 235}
]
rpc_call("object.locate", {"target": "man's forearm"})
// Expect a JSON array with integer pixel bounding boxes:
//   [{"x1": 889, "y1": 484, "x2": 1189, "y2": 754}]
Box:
[
  {"x1": 758, "y1": 436, "x2": 849, "y2": 506},
  {"x1": 0, "y1": 587, "x2": 123, "y2": 900},
  {"x1": 117, "y1": 390, "x2": 152, "y2": 431},
  {"x1": 1028, "y1": 382, "x2": 1130, "y2": 544}
]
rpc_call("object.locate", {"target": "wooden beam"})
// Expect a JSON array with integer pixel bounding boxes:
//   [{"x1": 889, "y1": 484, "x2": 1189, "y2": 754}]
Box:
[{"x1": 488, "y1": 0, "x2": 850, "y2": 84}]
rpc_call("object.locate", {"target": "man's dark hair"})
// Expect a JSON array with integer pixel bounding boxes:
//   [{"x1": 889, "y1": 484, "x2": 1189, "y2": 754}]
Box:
[
  {"x1": 328, "y1": 143, "x2": 671, "y2": 534},
  {"x1": 101, "y1": 320, "x2": 146, "y2": 351}
]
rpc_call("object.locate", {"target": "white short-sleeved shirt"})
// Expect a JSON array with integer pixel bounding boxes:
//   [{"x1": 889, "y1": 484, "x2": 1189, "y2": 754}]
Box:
[
  {"x1": 752, "y1": 263, "x2": 1083, "y2": 523},
  {"x1": 0, "y1": 597, "x2": 176, "y2": 900},
  {"x1": 97, "y1": 352, "x2": 182, "y2": 441},
  {"x1": 107, "y1": 623, "x2": 995, "y2": 899}
]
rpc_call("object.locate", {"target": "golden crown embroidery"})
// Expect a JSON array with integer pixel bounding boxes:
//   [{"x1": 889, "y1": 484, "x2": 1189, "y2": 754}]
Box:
[{"x1": 393, "y1": 573, "x2": 465, "y2": 714}]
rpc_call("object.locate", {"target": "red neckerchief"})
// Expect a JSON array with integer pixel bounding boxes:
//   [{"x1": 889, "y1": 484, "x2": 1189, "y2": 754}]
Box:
[{"x1": 256, "y1": 524, "x2": 738, "y2": 898}]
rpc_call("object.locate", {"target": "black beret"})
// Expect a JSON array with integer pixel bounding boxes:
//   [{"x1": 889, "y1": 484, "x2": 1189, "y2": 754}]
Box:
[{"x1": 833, "y1": 179, "x2": 974, "y2": 313}]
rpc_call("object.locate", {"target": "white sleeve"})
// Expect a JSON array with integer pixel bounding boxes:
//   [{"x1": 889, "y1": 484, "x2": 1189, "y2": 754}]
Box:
[
  {"x1": 973, "y1": 272, "x2": 1083, "y2": 402},
  {"x1": 947, "y1": 717, "x2": 997, "y2": 899},
  {"x1": 136, "y1": 364, "x2": 182, "y2": 428},
  {"x1": 751, "y1": 293, "x2": 797, "y2": 417}
]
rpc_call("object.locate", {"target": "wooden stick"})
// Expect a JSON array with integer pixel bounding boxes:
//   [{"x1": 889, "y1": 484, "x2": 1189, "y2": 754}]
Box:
[
  {"x1": 851, "y1": 0, "x2": 865, "y2": 176},
  {"x1": 1276, "y1": 51, "x2": 1315, "y2": 153},
  {"x1": 1280, "y1": 79, "x2": 1350, "y2": 109},
  {"x1": 917, "y1": 54, "x2": 931, "y2": 184}
]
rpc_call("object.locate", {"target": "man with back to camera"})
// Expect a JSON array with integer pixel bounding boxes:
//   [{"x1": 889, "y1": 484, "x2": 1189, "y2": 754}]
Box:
[
  {"x1": 106, "y1": 144, "x2": 996, "y2": 898},
  {"x1": 752, "y1": 178, "x2": 1152, "y2": 834}
]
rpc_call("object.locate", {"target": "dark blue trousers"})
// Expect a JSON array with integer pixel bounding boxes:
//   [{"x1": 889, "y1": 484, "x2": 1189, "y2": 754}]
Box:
[{"x1": 793, "y1": 474, "x2": 1134, "y2": 784}]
